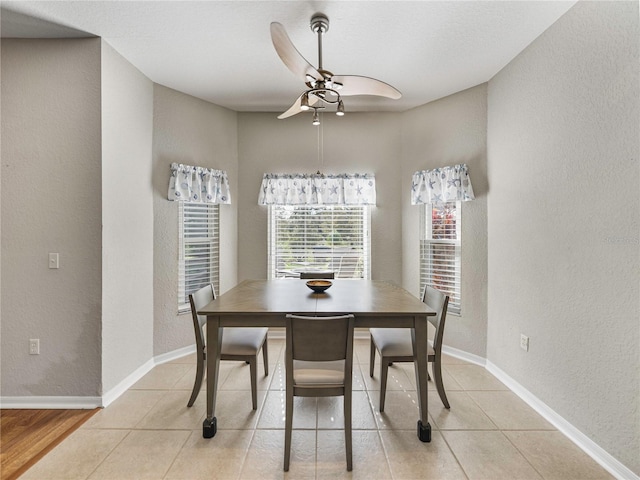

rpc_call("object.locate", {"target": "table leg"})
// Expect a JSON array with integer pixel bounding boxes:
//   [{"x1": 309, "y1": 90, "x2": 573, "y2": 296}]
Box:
[
  {"x1": 203, "y1": 315, "x2": 223, "y2": 438},
  {"x1": 412, "y1": 315, "x2": 431, "y2": 442}
]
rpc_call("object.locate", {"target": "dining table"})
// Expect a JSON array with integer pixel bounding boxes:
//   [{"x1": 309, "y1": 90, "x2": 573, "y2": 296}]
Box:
[{"x1": 197, "y1": 278, "x2": 436, "y2": 442}]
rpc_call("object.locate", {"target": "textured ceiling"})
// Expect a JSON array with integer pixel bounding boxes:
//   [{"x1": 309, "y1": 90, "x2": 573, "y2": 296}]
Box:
[{"x1": 1, "y1": 1, "x2": 577, "y2": 113}]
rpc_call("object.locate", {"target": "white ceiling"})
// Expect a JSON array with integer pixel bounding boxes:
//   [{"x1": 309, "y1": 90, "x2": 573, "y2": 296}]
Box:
[{"x1": 1, "y1": 1, "x2": 577, "y2": 114}]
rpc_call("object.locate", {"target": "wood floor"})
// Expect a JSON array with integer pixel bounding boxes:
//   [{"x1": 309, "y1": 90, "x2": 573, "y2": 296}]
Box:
[{"x1": 0, "y1": 409, "x2": 99, "y2": 480}]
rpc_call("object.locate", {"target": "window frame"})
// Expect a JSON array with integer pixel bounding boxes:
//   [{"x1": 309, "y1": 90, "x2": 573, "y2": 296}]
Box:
[
  {"x1": 420, "y1": 201, "x2": 461, "y2": 315},
  {"x1": 178, "y1": 202, "x2": 220, "y2": 313},
  {"x1": 268, "y1": 204, "x2": 371, "y2": 280}
]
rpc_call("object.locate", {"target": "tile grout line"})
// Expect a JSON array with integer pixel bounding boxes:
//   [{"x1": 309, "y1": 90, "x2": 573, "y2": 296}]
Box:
[
  {"x1": 83, "y1": 428, "x2": 133, "y2": 480},
  {"x1": 160, "y1": 429, "x2": 193, "y2": 480},
  {"x1": 236, "y1": 427, "x2": 260, "y2": 480},
  {"x1": 437, "y1": 429, "x2": 472, "y2": 480},
  {"x1": 500, "y1": 429, "x2": 548, "y2": 480}
]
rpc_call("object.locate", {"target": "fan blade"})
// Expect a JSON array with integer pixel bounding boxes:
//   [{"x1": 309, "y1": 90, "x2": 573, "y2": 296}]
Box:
[
  {"x1": 278, "y1": 93, "x2": 320, "y2": 119},
  {"x1": 331, "y1": 75, "x2": 402, "y2": 99},
  {"x1": 270, "y1": 22, "x2": 322, "y2": 83}
]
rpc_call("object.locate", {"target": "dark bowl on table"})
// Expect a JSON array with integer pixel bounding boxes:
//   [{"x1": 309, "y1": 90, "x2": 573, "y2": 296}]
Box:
[{"x1": 306, "y1": 280, "x2": 332, "y2": 293}]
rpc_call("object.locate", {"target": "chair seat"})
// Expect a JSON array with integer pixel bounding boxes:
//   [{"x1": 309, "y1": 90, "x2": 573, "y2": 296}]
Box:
[
  {"x1": 293, "y1": 360, "x2": 345, "y2": 385},
  {"x1": 221, "y1": 327, "x2": 268, "y2": 356},
  {"x1": 370, "y1": 328, "x2": 435, "y2": 358}
]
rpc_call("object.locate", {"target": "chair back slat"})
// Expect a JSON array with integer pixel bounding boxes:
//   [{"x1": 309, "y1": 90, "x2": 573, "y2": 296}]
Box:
[
  {"x1": 299, "y1": 272, "x2": 335, "y2": 279},
  {"x1": 423, "y1": 286, "x2": 449, "y2": 350},
  {"x1": 286, "y1": 315, "x2": 354, "y2": 362}
]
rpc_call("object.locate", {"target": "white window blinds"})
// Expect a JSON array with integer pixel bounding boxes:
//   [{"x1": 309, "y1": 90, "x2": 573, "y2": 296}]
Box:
[
  {"x1": 178, "y1": 202, "x2": 220, "y2": 312},
  {"x1": 420, "y1": 202, "x2": 461, "y2": 315},
  {"x1": 268, "y1": 205, "x2": 370, "y2": 279}
]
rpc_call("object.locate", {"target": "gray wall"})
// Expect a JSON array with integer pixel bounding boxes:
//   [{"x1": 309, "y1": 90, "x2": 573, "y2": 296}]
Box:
[
  {"x1": 152, "y1": 85, "x2": 238, "y2": 356},
  {"x1": 1, "y1": 39, "x2": 103, "y2": 396},
  {"x1": 401, "y1": 85, "x2": 488, "y2": 358},
  {"x1": 487, "y1": 1, "x2": 639, "y2": 474},
  {"x1": 101, "y1": 41, "x2": 154, "y2": 393},
  {"x1": 237, "y1": 112, "x2": 403, "y2": 283}
]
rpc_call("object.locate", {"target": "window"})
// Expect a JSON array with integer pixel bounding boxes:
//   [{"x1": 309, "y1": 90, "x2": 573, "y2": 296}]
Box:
[
  {"x1": 268, "y1": 205, "x2": 370, "y2": 279},
  {"x1": 178, "y1": 202, "x2": 220, "y2": 312},
  {"x1": 420, "y1": 202, "x2": 461, "y2": 315}
]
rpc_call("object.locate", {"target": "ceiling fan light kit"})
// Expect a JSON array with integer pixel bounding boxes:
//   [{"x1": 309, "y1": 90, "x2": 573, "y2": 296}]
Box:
[
  {"x1": 300, "y1": 93, "x2": 310, "y2": 111},
  {"x1": 312, "y1": 109, "x2": 321, "y2": 126},
  {"x1": 271, "y1": 13, "x2": 401, "y2": 126}
]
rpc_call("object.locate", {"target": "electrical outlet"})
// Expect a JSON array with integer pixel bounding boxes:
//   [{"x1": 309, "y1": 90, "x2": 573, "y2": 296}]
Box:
[
  {"x1": 520, "y1": 334, "x2": 529, "y2": 352},
  {"x1": 29, "y1": 339, "x2": 40, "y2": 355}
]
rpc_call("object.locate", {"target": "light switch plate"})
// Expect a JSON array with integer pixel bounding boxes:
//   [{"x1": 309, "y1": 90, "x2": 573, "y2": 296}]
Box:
[{"x1": 49, "y1": 253, "x2": 59, "y2": 269}]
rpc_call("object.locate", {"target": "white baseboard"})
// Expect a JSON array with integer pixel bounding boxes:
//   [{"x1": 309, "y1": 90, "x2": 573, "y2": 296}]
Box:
[
  {"x1": 442, "y1": 344, "x2": 486, "y2": 367},
  {"x1": 0, "y1": 396, "x2": 102, "y2": 409},
  {"x1": 154, "y1": 344, "x2": 196, "y2": 366},
  {"x1": 0, "y1": 348, "x2": 193, "y2": 410},
  {"x1": 102, "y1": 345, "x2": 196, "y2": 407},
  {"x1": 100, "y1": 358, "x2": 156, "y2": 407},
  {"x1": 486, "y1": 361, "x2": 639, "y2": 480},
  {"x1": 101, "y1": 344, "x2": 198, "y2": 407}
]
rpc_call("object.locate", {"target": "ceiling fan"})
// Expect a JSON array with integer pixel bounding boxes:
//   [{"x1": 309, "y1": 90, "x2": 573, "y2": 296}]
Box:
[{"x1": 270, "y1": 13, "x2": 402, "y2": 125}]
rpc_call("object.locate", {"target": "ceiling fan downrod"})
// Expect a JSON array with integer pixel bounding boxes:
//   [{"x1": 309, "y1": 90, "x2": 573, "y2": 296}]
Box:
[
  {"x1": 306, "y1": 13, "x2": 344, "y2": 125},
  {"x1": 310, "y1": 14, "x2": 329, "y2": 71}
]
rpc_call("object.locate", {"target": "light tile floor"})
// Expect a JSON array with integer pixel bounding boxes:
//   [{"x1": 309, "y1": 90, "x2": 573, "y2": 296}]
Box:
[{"x1": 22, "y1": 338, "x2": 614, "y2": 480}]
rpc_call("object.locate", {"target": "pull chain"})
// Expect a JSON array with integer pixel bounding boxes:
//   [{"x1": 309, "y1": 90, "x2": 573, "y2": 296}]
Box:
[{"x1": 317, "y1": 115, "x2": 324, "y2": 175}]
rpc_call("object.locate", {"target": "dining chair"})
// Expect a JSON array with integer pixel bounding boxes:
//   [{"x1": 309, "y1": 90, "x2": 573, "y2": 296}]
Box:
[
  {"x1": 284, "y1": 313, "x2": 355, "y2": 472},
  {"x1": 299, "y1": 271, "x2": 335, "y2": 279},
  {"x1": 369, "y1": 285, "x2": 450, "y2": 410},
  {"x1": 336, "y1": 255, "x2": 361, "y2": 278},
  {"x1": 187, "y1": 284, "x2": 268, "y2": 409}
]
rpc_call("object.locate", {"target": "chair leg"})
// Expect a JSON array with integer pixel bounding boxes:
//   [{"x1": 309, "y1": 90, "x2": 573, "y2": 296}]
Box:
[
  {"x1": 432, "y1": 359, "x2": 450, "y2": 409},
  {"x1": 369, "y1": 337, "x2": 376, "y2": 377},
  {"x1": 262, "y1": 339, "x2": 269, "y2": 376},
  {"x1": 187, "y1": 352, "x2": 204, "y2": 407},
  {"x1": 249, "y1": 358, "x2": 258, "y2": 410},
  {"x1": 344, "y1": 391, "x2": 353, "y2": 471},
  {"x1": 379, "y1": 359, "x2": 391, "y2": 412},
  {"x1": 284, "y1": 389, "x2": 293, "y2": 471}
]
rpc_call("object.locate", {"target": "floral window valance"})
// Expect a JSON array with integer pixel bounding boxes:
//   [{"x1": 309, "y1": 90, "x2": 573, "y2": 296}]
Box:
[
  {"x1": 258, "y1": 173, "x2": 376, "y2": 206},
  {"x1": 168, "y1": 163, "x2": 231, "y2": 204},
  {"x1": 411, "y1": 163, "x2": 475, "y2": 205}
]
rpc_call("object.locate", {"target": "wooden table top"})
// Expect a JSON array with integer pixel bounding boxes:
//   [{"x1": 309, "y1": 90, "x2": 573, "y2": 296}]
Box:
[{"x1": 198, "y1": 279, "x2": 435, "y2": 317}]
